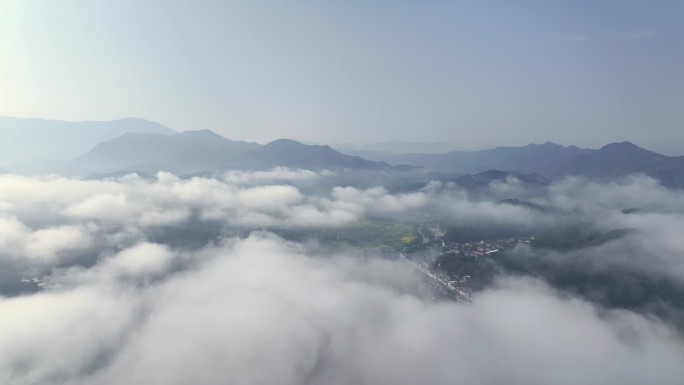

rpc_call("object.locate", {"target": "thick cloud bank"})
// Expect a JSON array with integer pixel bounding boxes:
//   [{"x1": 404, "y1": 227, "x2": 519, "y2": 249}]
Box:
[
  {"x1": 2, "y1": 235, "x2": 683, "y2": 385},
  {"x1": 0, "y1": 171, "x2": 683, "y2": 384}
]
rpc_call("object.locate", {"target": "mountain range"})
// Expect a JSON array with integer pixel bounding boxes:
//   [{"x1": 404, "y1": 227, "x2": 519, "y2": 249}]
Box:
[
  {"x1": 0, "y1": 115, "x2": 174, "y2": 165},
  {"x1": 68, "y1": 131, "x2": 390, "y2": 176},
  {"x1": 69, "y1": 130, "x2": 260, "y2": 175},
  {"x1": 337, "y1": 141, "x2": 684, "y2": 188},
  {"x1": 1, "y1": 115, "x2": 683, "y2": 188},
  {"x1": 331, "y1": 140, "x2": 466, "y2": 154}
]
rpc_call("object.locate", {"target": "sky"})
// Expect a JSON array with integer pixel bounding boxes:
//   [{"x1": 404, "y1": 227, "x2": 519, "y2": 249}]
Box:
[{"x1": 0, "y1": 0, "x2": 682, "y2": 153}]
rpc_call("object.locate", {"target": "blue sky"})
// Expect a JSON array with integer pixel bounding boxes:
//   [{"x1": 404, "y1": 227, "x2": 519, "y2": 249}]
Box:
[{"x1": 1, "y1": 1, "x2": 682, "y2": 153}]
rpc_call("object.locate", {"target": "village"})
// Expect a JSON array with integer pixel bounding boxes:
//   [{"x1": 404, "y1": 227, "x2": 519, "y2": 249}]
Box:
[{"x1": 401, "y1": 223, "x2": 535, "y2": 300}]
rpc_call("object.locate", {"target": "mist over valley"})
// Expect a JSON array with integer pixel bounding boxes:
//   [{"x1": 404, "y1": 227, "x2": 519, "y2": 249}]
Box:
[
  {"x1": 1, "y1": 118, "x2": 684, "y2": 383},
  {"x1": 2, "y1": 1, "x2": 683, "y2": 383}
]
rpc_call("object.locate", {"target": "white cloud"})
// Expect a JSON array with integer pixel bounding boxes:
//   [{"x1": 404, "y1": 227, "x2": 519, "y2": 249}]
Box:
[
  {"x1": 24, "y1": 225, "x2": 93, "y2": 263},
  {"x1": 64, "y1": 193, "x2": 135, "y2": 222},
  {"x1": 222, "y1": 167, "x2": 329, "y2": 185},
  {"x1": 0, "y1": 172, "x2": 682, "y2": 383},
  {"x1": 102, "y1": 242, "x2": 175, "y2": 279},
  {"x1": 1, "y1": 235, "x2": 682, "y2": 384}
]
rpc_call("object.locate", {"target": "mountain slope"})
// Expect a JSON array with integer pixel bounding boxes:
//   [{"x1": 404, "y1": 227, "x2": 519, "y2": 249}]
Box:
[
  {"x1": 332, "y1": 140, "x2": 465, "y2": 154},
  {"x1": 68, "y1": 130, "x2": 261, "y2": 175},
  {"x1": 342, "y1": 142, "x2": 589, "y2": 173},
  {"x1": 68, "y1": 135, "x2": 391, "y2": 176},
  {"x1": 0, "y1": 115, "x2": 175, "y2": 165},
  {"x1": 177, "y1": 129, "x2": 261, "y2": 152},
  {"x1": 340, "y1": 141, "x2": 684, "y2": 188},
  {"x1": 223, "y1": 139, "x2": 392, "y2": 171},
  {"x1": 542, "y1": 142, "x2": 677, "y2": 177},
  {"x1": 515, "y1": 142, "x2": 684, "y2": 188}
]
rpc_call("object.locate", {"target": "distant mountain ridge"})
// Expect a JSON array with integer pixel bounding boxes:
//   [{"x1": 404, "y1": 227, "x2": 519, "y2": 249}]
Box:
[
  {"x1": 68, "y1": 130, "x2": 260, "y2": 175},
  {"x1": 0, "y1": 115, "x2": 175, "y2": 165},
  {"x1": 338, "y1": 141, "x2": 684, "y2": 188},
  {"x1": 67, "y1": 133, "x2": 391, "y2": 176},
  {"x1": 3, "y1": 114, "x2": 682, "y2": 188},
  {"x1": 332, "y1": 140, "x2": 465, "y2": 154},
  {"x1": 177, "y1": 129, "x2": 260, "y2": 153},
  {"x1": 546, "y1": 142, "x2": 684, "y2": 179},
  {"x1": 223, "y1": 139, "x2": 391, "y2": 171},
  {"x1": 340, "y1": 141, "x2": 589, "y2": 172}
]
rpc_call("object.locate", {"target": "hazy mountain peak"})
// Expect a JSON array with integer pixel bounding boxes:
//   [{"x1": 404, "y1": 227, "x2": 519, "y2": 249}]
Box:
[
  {"x1": 595, "y1": 142, "x2": 661, "y2": 159},
  {"x1": 598, "y1": 141, "x2": 641, "y2": 151},
  {"x1": 0, "y1": 115, "x2": 176, "y2": 166},
  {"x1": 332, "y1": 140, "x2": 464, "y2": 154},
  {"x1": 221, "y1": 138, "x2": 392, "y2": 171},
  {"x1": 183, "y1": 128, "x2": 215, "y2": 133},
  {"x1": 177, "y1": 130, "x2": 261, "y2": 152},
  {"x1": 259, "y1": 139, "x2": 340, "y2": 156},
  {"x1": 526, "y1": 141, "x2": 564, "y2": 149},
  {"x1": 266, "y1": 138, "x2": 309, "y2": 147},
  {"x1": 110, "y1": 116, "x2": 163, "y2": 124},
  {"x1": 178, "y1": 129, "x2": 225, "y2": 140},
  {"x1": 261, "y1": 139, "x2": 329, "y2": 154}
]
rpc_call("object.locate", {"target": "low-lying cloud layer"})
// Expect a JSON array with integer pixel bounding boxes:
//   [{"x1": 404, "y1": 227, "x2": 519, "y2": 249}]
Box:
[
  {"x1": 0, "y1": 170, "x2": 683, "y2": 384},
  {"x1": 2, "y1": 235, "x2": 684, "y2": 385}
]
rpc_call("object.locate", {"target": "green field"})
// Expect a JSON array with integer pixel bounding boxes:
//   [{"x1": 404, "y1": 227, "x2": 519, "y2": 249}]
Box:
[{"x1": 321, "y1": 220, "x2": 417, "y2": 250}]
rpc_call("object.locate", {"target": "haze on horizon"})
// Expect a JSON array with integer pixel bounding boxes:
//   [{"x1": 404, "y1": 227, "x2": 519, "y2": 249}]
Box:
[{"x1": 1, "y1": 1, "x2": 682, "y2": 154}]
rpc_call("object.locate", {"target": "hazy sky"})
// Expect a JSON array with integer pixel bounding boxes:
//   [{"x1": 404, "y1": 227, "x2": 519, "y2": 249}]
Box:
[{"x1": 1, "y1": 1, "x2": 682, "y2": 153}]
